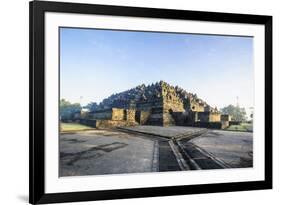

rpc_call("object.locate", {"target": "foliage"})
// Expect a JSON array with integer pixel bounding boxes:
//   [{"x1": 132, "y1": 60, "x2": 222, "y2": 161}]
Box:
[
  {"x1": 226, "y1": 123, "x2": 253, "y2": 132},
  {"x1": 85, "y1": 102, "x2": 99, "y2": 112},
  {"x1": 60, "y1": 99, "x2": 81, "y2": 121},
  {"x1": 220, "y1": 104, "x2": 247, "y2": 122}
]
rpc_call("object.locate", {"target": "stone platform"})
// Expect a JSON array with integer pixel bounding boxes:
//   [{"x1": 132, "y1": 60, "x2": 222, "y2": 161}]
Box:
[{"x1": 118, "y1": 125, "x2": 206, "y2": 139}]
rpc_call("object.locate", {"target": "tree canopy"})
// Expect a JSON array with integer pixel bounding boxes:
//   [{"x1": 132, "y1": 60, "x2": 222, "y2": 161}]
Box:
[
  {"x1": 220, "y1": 104, "x2": 247, "y2": 122},
  {"x1": 85, "y1": 102, "x2": 99, "y2": 112},
  {"x1": 60, "y1": 99, "x2": 81, "y2": 121}
]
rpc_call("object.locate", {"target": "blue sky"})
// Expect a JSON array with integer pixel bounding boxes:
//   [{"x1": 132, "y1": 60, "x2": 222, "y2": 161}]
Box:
[{"x1": 60, "y1": 27, "x2": 254, "y2": 111}]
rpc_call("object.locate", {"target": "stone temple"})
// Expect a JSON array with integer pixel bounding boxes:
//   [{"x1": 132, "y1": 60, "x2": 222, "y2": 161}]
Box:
[{"x1": 80, "y1": 81, "x2": 231, "y2": 129}]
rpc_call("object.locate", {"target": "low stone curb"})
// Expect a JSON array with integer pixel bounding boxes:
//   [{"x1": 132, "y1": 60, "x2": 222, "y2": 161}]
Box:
[
  {"x1": 117, "y1": 127, "x2": 207, "y2": 140},
  {"x1": 60, "y1": 128, "x2": 96, "y2": 134}
]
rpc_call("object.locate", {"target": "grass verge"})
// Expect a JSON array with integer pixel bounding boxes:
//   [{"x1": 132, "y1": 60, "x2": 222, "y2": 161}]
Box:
[
  {"x1": 60, "y1": 122, "x2": 94, "y2": 132},
  {"x1": 225, "y1": 123, "x2": 253, "y2": 132}
]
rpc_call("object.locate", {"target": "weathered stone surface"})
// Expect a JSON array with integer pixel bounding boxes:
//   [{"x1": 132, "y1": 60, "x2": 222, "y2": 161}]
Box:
[
  {"x1": 59, "y1": 129, "x2": 157, "y2": 176},
  {"x1": 90, "y1": 81, "x2": 192, "y2": 112},
  {"x1": 221, "y1": 121, "x2": 229, "y2": 129},
  {"x1": 221, "y1": 114, "x2": 232, "y2": 121},
  {"x1": 87, "y1": 108, "x2": 125, "y2": 121},
  {"x1": 83, "y1": 81, "x2": 231, "y2": 128},
  {"x1": 135, "y1": 110, "x2": 151, "y2": 125},
  {"x1": 59, "y1": 127, "x2": 253, "y2": 176},
  {"x1": 198, "y1": 112, "x2": 221, "y2": 122},
  {"x1": 87, "y1": 109, "x2": 113, "y2": 120},
  {"x1": 80, "y1": 119, "x2": 138, "y2": 129},
  {"x1": 125, "y1": 109, "x2": 136, "y2": 122},
  {"x1": 188, "y1": 130, "x2": 253, "y2": 168}
]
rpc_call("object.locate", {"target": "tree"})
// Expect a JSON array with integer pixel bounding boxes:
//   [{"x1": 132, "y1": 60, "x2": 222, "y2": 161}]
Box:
[
  {"x1": 220, "y1": 104, "x2": 247, "y2": 122},
  {"x1": 249, "y1": 107, "x2": 254, "y2": 122},
  {"x1": 60, "y1": 99, "x2": 81, "y2": 121},
  {"x1": 85, "y1": 102, "x2": 99, "y2": 112}
]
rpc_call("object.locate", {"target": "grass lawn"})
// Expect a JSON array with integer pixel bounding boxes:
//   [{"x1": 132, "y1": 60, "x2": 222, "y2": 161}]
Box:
[
  {"x1": 60, "y1": 122, "x2": 94, "y2": 132},
  {"x1": 226, "y1": 123, "x2": 253, "y2": 132}
]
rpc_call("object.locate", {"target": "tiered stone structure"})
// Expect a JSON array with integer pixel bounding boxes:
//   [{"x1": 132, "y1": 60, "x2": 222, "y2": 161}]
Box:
[{"x1": 81, "y1": 81, "x2": 230, "y2": 128}]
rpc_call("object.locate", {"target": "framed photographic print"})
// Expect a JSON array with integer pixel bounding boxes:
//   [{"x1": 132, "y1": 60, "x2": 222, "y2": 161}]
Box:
[{"x1": 29, "y1": 0, "x2": 272, "y2": 204}]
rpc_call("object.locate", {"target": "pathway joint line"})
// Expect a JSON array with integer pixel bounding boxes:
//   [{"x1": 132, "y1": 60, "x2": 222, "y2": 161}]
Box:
[
  {"x1": 168, "y1": 140, "x2": 190, "y2": 170},
  {"x1": 176, "y1": 140, "x2": 202, "y2": 170},
  {"x1": 190, "y1": 142, "x2": 232, "y2": 168},
  {"x1": 152, "y1": 140, "x2": 159, "y2": 172}
]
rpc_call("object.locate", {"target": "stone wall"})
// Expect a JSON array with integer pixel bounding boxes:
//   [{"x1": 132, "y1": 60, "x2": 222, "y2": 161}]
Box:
[
  {"x1": 197, "y1": 111, "x2": 221, "y2": 122},
  {"x1": 111, "y1": 108, "x2": 125, "y2": 121},
  {"x1": 209, "y1": 112, "x2": 221, "y2": 122},
  {"x1": 146, "y1": 107, "x2": 164, "y2": 126},
  {"x1": 85, "y1": 106, "x2": 225, "y2": 128},
  {"x1": 171, "y1": 111, "x2": 192, "y2": 126},
  {"x1": 80, "y1": 119, "x2": 98, "y2": 127},
  {"x1": 135, "y1": 110, "x2": 151, "y2": 125},
  {"x1": 190, "y1": 101, "x2": 205, "y2": 112},
  {"x1": 88, "y1": 108, "x2": 126, "y2": 121},
  {"x1": 221, "y1": 121, "x2": 229, "y2": 129},
  {"x1": 136, "y1": 99, "x2": 162, "y2": 111},
  {"x1": 220, "y1": 114, "x2": 230, "y2": 129},
  {"x1": 125, "y1": 109, "x2": 136, "y2": 122},
  {"x1": 197, "y1": 112, "x2": 209, "y2": 122},
  {"x1": 161, "y1": 89, "x2": 185, "y2": 126},
  {"x1": 88, "y1": 109, "x2": 112, "y2": 120},
  {"x1": 221, "y1": 114, "x2": 231, "y2": 121},
  {"x1": 133, "y1": 98, "x2": 165, "y2": 126},
  {"x1": 194, "y1": 121, "x2": 222, "y2": 129},
  {"x1": 163, "y1": 113, "x2": 175, "y2": 126},
  {"x1": 95, "y1": 119, "x2": 137, "y2": 128},
  {"x1": 80, "y1": 119, "x2": 137, "y2": 128},
  {"x1": 163, "y1": 99, "x2": 185, "y2": 113},
  {"x1": 83, "y1": 108, "x2": 139, "y2": 128}
]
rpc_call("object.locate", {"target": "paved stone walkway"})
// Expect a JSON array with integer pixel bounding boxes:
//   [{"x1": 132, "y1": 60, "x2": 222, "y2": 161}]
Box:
[
  {"x1": 188, "y1": 130, "x2": 253, "y2": 168},
  {"x1": 59, "y1": 126, "x2": 253, "y2": 177},
  {"x1": 60, "y1": 129, "x2": 157, "y2": 176}
]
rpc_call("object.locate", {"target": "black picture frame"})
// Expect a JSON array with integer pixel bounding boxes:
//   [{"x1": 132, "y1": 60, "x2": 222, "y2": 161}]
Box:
[{"x1": 29, "y1": 0, "x2": 272, "y2": 204}]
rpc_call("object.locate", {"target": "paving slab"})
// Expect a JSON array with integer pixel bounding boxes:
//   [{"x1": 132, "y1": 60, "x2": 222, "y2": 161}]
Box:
[
  {"x1": 187, "y1": 130, "x2": 253, "y2": 168},
  {"x1": 60, "y1": 129, "x2": 158, "y2": 176}
]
